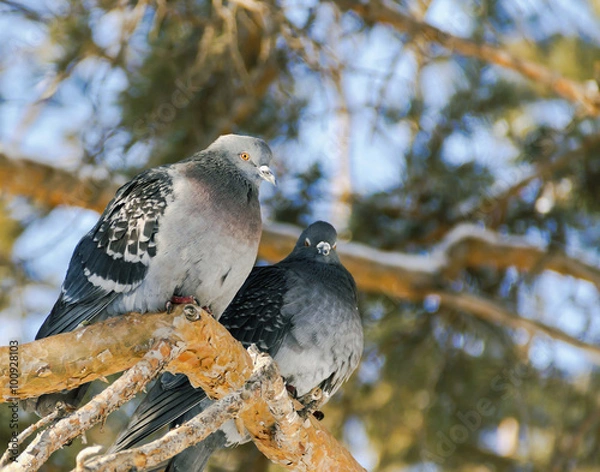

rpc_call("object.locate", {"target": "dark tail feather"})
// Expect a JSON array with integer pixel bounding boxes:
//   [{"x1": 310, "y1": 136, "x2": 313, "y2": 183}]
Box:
[
  {"x1": 165, "y1": 430, "x2": 227, "y2": 472},
  {"x1": 111, "y1": 375, "x2": 208, "y2": 453},
  {"x1": 25, "y1": 384, "x2": 91, "y2": 417}
]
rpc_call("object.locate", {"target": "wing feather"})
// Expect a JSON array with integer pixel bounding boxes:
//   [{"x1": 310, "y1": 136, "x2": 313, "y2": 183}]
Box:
[
  {"x1": 36, "y1": 168, "x2": 173, "y2": 339},
  {"x1": 112, "y1": 265, "x2": 292, "y2": 450}
]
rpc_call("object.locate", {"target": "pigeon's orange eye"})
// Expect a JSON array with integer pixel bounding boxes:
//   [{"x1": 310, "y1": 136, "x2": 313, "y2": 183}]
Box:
[
  {"x1": 240, "y1": 152, "x2": 251, "y2": 161},
  {"x1": 304, "y1": 238, "x2": 311, "y2": 247}
]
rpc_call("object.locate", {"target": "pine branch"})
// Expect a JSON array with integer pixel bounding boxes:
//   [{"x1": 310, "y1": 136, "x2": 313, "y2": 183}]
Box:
[
  {"x1": 77, "y1": 347, "x2": 267, "y2": 472},
  {"x1": 435, "y1": 291, "x2": 600, "y2": 359},
  {"x1": 263, "y1": 222, "x2": 600, "y2": 364},
  {"x1": 261, "y1": 222, "x2": 600, "y2": 299},
  {"x1": 78, "y1": 347, "x2": 364, "y2": 472},
  {"x1": 2, "y1": 153, "x2": 600, "y2": 356},
  {"x1": 334, "y1": 0, "x2": 600, "y2": 116},
  {"x1": 4, "y1": 339, "x2": 180, "y2": 472},
  {"x1": 452, "y1": 135, "x2": 600, "y2": 222},
  {"x1": 0, "y1": 306, "x2": 364, "y2": 471}
]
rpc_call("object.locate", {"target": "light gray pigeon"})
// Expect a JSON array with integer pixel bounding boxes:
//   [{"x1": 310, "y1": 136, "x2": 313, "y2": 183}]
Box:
[
  {"x1": 112, "y1": 221, "x2": 364, "y2": 472},
  {"x1": 30, "y1": 134, "x2": 276, "y2": 416}
]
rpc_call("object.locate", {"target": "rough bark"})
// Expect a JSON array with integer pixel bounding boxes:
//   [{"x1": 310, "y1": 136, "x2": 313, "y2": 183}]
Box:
[
  {"x1": 77, "y1": 348, "x2": 266, "y2": 472},
  {"x1": 0, "y1": 305, "x2": 251, "y2": 401},
  {"x1": 4, "y1": 340, "x2": 181, "y2": 472},
  {"x1": 78, "y1": 348, "x2": 365, "y2": 472},
  {"x1": 0, "y1": 307, "x2": 364, "y2": 471}
]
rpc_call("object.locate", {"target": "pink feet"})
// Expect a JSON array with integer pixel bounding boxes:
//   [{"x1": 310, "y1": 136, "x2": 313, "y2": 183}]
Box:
[
  {"x1": 165, "y1": 295, "x2": 213, "y2": 316},
  {"x1": 170, "y1": 295, "x2": 199, "y2": 305}
]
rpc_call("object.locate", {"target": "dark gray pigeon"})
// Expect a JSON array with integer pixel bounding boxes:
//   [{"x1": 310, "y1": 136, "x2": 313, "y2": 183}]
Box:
[
  {"x1": 30, "y1": 134, "x2": 276, "y2": 416},
  {"x1": 111, "y1": 221, "x2": 364, "y2": 472}
]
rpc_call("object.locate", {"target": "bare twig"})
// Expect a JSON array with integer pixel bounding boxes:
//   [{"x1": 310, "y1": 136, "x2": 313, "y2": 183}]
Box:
[
  {"x1": 435, "y1": 291, "x2": 600, "y2": 360},
  {"x1": 335, "y1": 0, "x2": 600, "y2": 116},
  {"x1": 0, "y1": 409, "x2": 61, "y2": 467},
  {"x1": 78, "y1": 347, "x2": 268, "y2": 472},
  {"x1": 4, "y1": 339, "x2": 180, "y2": 472}
]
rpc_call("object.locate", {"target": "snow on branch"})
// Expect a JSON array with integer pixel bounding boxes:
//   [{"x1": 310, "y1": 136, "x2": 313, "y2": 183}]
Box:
[
  {"x1": 2, "y1": 154, "x2": 600, "y2": 358},
  {"x1": 261, "y1": 222, "x2": 600, "y2": 300},
  {"x1": 262, "y1": 222, "x2": 600, "y2": 364},
  {"x1": 0, "y1": 306, "x2": 364, "y2": 471}
]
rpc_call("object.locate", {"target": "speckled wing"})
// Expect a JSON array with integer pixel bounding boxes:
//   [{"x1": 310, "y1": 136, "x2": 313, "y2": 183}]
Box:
[
  {"x1": 36, "y1": 168, "x2": 173, "y2": 339},
  {"x1": 112, "y1": 265, "x2": 291, "y2": 452},
  {"x1": 223, "y1": 265, "x2": 290, "y2": 354}
]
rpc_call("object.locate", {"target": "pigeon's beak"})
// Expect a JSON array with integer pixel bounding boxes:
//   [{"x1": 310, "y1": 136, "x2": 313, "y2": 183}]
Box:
[
  {"x1": 258, "y1": 165, "x2": 277, "y2": 186},
  {"x1": 316, "y1": 241, "x2": 331, "y2": 256}
]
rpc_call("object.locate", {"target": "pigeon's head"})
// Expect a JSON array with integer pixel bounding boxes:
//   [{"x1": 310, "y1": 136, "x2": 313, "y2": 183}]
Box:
[
  {"x1": 293, "y1": 221, "x2": 340, "y2": 263},
  {"x1": 208, "y1": 134, "x2": 276, "y2": 186}
]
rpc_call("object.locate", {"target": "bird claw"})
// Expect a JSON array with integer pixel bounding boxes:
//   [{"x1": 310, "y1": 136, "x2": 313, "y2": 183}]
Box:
[
  {"x1": 297, "y1": 399, "x2": 324, "y2": 420},
  {"x1": 285, "y1": 384, "x2": 325, "y2": 420},
  {"x1": 286, "y1": 384, "x2": 298, "y2": 398},
  {"x1": 296, "y1": 386, "x2": 325, "y2": 420},
  {"x1": 166, "y1": 295, "x2": 200, "y2": 314}
]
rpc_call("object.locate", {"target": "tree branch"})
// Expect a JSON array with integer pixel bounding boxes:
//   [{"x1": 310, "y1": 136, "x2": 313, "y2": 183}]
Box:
[
  {"x1": 2, "y1": 156, "x2": 599, "y2": 358},
  {"x1": 0, "y1": 152, "x2": 123, "y2": 214},
  {"x1": 0, "y1": 305, "x2": 251, "y2": 400},
  {"x1": 4, "y1": 339, "x2": 180, "y2": 472},
  {"x1": 0, "y1": 410, "x2": 61, "y2": 468},
  {"x1": 262, "y1": 222, "x2": 600, "y2": 364},
  {"x1": 261, "y1": 222, "x2": 600, "y2": 299},
  {"x1": 435, "y1": 291, "x2": 600, "y2": 359},
  {"x1": 452, "y1": 135, "x2": 600, "y2": 222},
  {"x1": 79, "y1": 347, "x2": 364, "y2": 472},
  {"x1": 0, "y1": 306, "x2": 364, "y2": 471},
  {"x1": 334, "y1": 0, "x2": 600, "y2": 116},
  {"x1": 78, "y1": 347, "x2": 267, "y2": 472}
]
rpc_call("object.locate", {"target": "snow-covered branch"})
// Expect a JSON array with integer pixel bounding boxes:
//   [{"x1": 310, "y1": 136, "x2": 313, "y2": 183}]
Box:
[
  {"x1": 2, "y1": 154, "x2": 600, "y2": 358},
  {"x1": 261, "y1": 222, "x2": 600, "y2": 299}
]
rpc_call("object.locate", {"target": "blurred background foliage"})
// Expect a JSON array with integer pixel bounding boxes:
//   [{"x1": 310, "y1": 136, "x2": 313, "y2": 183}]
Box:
[{"x1": 1, "y1": 0, "x2": 600, "y2": 471}]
